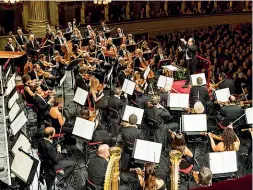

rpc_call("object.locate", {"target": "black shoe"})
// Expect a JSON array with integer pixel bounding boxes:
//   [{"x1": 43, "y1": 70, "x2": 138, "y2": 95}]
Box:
[{"x1": 182, "y1": 84, "x2": 189, "y2": 88}]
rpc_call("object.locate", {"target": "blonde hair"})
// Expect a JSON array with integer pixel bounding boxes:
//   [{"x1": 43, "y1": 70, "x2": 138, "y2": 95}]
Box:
[{"x1": 90, "y1": 78, "x2": 100, "y2": 92}]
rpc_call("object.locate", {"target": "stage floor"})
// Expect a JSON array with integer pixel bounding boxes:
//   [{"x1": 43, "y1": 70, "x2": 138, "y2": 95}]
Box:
[{"x1": 171, "y1": 79, "x2": 191, "y2": 94}]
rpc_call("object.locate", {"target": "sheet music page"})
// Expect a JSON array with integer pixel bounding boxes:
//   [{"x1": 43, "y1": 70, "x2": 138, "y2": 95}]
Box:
[
  {"x1": 10, "y1": 111, "x2": 28, "y2": 136},
  {"x1": 143, "y1": 66, "x2": 151, "y2": 80},
  {"x1": 72, "y1": 117, "x2": 95, "y2": 140},
  {"x1": 5, "y1": 73, "x2": 16, "y2": 96},
  {"x1": 133, "y1": 139, "x2": 149, "y2": 161},
  {"x1": 169, "y1": 94, "x2": 189, "y2": 108},
  {"x1": 5, "y1": 65, "x2": 11, "y2": 79},
  {"x1": 162, "y1": 65, "x2": 179, "y2": 71},
  {"x1": 246, "y1": 107, "x2": 253, "y2": 124},
  {"x1": 190, "y1": 73, "x2": 207, "y2": 85},
  {"x1": 11, "y1": 151, "x2": 33, "y2": 183},
  {"x1": 157, "y1": 75, "x2": 167, "y2": 88},
  {"x1": 122, "y1": 105, "x2": 144, "y2": 125},
  {"x1": 209, "y1": 151, "x2": 237, "y2": 174},
  {"x1": 8, "y1": 91, "x2": 19, "y2": 109},
  {"x1": 12, "y1": 133, "x2": 31, "y2": 156},
  {"x1": 8, "y1": 102, "x2": 20, "y2": 122},
  {"x1": 180, "y1": 94, "x2": 190, "y2": 108},
  {"x1": 215, "y1": 88, "x2": 230, "y2": 102},
  {"x1": 182, "y1": 114, "x2": 207, "y2": 132},
  {"x1": 147, "y1": 141, "x2": 162, "y2": 163},
  {"x1": 122, "y1": 79, "x2": 135, "y2": 95},
  {"x1": 59, "y1": 73, "x2": 67, "y2": 87},
  {"x1": 73, "y1": 87, "x2": 88, "y2": 106}
]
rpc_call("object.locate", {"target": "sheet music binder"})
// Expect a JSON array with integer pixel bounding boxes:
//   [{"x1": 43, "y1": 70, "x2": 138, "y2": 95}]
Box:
[
  {"x1": 157, "y1": 75, "x2": 174, "y2": 90},
  {"x1": 215, "y1": 88, "x2": 230, "y2": 102},
  {"x1": 133, "y1": 139, "x2": 162, "y2": 164},
  {"x1": 8, "y1": 102, "x2": 20, "y2": 122},
  {"x1": 168, "y1": 93, "x2": 189, "y2": 110},
  {"x1": 72, "y1": 117, "x2": 95, "y2": 141},
  {"x1": 10, "y1": 111, "x2": 28, "y2": 136},
  {"x1": 11, "y1": 132, "x2": 31, "y2": 156},
  {"x1": 245, "y1": 107, "x2": 253, "y2": 124},
  {"x1": 122, "y1": 105, "x2": 144, "y2": 125},
  {"x1": 8, "y1": 91, "x2": 19, "y2": 109},
  {"x1": 122, "y1": 79, "x2": 136, "y2": 95},
  {"x1": 190, "y1": 73, "x2": 207, "y2": 85},
  {"x1": 209, "y1": 151, "x2": 237, "y2": 176},
  {"x1": 73, "y1": 87, "x2": 88, "y2": 106},
  {"x1": 11, "y1": 149, "x2": 39, "y2": 185},
  {"x1": 182, "y1": 114, "x2": 207, "y2": 135}
]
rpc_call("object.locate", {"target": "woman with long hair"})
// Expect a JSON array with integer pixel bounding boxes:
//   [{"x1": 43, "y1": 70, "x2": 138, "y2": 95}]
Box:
[{"x1": 208, "y1": 127, "x2": 240, "y2": 152}]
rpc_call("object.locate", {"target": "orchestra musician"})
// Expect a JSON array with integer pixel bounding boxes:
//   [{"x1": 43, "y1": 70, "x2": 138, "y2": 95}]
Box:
[
  {"x1": 214, "y1": 72, "x2": 236, "y2": 94},
  {"x1": 26, "y1": 34, "x2": 40, "y2": 59},
  {"x1": 75, "y1": 67, "x2": 90, "y2": 92},
  {"x1": 54, "y1": 30, "x2": 66, "y2": 54},
  {"x1": 117, "y1": 61, "x2": 132, "y2": 87},
  {"x1": 141, "y1": 41, "x2": 151, "y2": 53},
  {"x1": 87, "y1": 39, "x2": 97, "y2": 57},
  {"x1": 4, "y1": 37, "x2": 15, "y2": 52},
  {"x1": 70, "y1": 28, "x2": 82, "y2": 46},
  {"x1": 188, "y1": 167, "x2": 213, "y2": 189},
  {"x1": 100, "y1": 21, "x2": 110, "y2": 33},
  {"x1": 118, "y1": 44, "x2": 130, "y2": 58},
  {"x1": 85, "y1": 25, "x2": 95, "y2": 39},
  {"x1": 15, "y1": 28, "x2": 27, "y2": 51},
  {"x1": 179, "y1": 37, "x2": 197, "y2": 88},
  {"x1": 126, "y1": 34, "x2": 135, "y2": 45},
  {"x1": 115, "y1": 28, "x2": 124, "y2": 38},
  {"x1": 97, "y1": 46, "x2": 107, "y2": 63},
  {"x1": 66, "y1": 22, "x2": 73, "y2": 33},
  {"x1": 153, "y1": 48, "x2": 167, "y2": 69},
  {"x1": 134, "y1": 49, "x2": 146, "y2": 72},
  {"x1": 22, "y1": 74, "x2": 37, "y2": 105},
  {"x1": 38, "y1": 127, "x2": 75, "y2": 190},
  {"x1": 96, "y1": 30, "x2": 106, "y2": 43},
  {"x1": 106, "y1": 37, "x2": 117, "y2": 56}
]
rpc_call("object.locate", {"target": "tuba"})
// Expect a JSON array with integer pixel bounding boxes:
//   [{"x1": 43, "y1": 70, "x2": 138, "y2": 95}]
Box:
[
  {"x1": 104, "y1": 147, "x2": 122, "y2": 190},
  {"x1": 170, "y1": 150, "x2": 182, "y2": 190}
]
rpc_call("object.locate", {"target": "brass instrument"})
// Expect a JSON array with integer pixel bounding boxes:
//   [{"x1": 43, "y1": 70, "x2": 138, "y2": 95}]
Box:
[
  {"x1": 170, "y1": 150, "x2": 182, "y2": 190},
  {"x1": 104, "y1": 147, "x2": 122, "y2": 190}
]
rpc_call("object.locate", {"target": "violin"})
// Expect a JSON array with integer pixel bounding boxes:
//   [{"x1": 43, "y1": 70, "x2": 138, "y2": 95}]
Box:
[
  {"x1": 37, "y1": 69, "x2": 51, "y2": 78},
  {"x1": 200, "y1": 132, "x2": 223, "y2": 141},
  {"x1": 88, "y1": 110, "x2": 97, "y2": 121},
  {"x1": 97, "y1": 84, "x2": 105, "y2": 92},
  {"x1": 82, "y1": 73, "x2": 93, "y2": 80},
  {"x1": 129, "y1": 168, "x2": 144, "y2": 177},
  {"x1": 191, "y1": 171, "x2": 199, "y2": 184}
]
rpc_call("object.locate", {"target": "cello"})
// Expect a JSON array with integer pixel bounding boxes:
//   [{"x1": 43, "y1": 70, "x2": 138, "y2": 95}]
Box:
[{"x1": 24, "y1": 58, "x2": 33, "y2": 75}]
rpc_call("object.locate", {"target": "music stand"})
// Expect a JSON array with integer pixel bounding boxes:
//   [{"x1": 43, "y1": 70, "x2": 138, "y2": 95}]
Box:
[
  {"x1": 11, "y1": 148, "x2": 39, "y2": 185},
  {"x1": 8, "y1": 91, "x2": 19, "y2": 109},
  {"x1": 8, "y1": 102, "x2": 20, "y2": 122},
  {"x1": 162, "y1": 65, "x2": 180, "y2": 78},
  {"x1": 122, "y1": 79, "x2": 136, "y2": 96},
  {"x1": 168, "y1": 93, "x2": 189, "y2": 111},
  {"x1": 122, "y1": 105, "x2": 144, "y2": 125},
  {"x1": 112, "y1": 38, "x2": 122, "y2": 47},
  {"x1": 209, "y1": 151, "x2": 238, "y2": 179},
  {"x1": 215, "y1": 88, "x2": 230, "y2": 103},
  {"x1": 5, "y1": 73, "x2": 16, "y2": 96},
  {"x1": 190, "y1": 73, "x2": 207, "y2": 86},
  {"x1": 72, "y1": 117, "x2": 95, "y2": 142},
  {"x1": 59, "y1": 72, "x2": 67, "y2": 104},
  {"x1": 126, "y1": 44, "x2": 136, "y2": 53},
  {"x1": 10, "y1": 111, "x2": 28, "y2": 136},
  {"x1": 11, "y1": 132, "x2": 31, "y2": 156},
  {"x1": 245, "y1": 107, "x2": 253, "y2": 124},
  {"x1": 73, "y1": 87, "x2": 88, "y2": 106},
  {"x1": 132, "y1": 139, "x2": 162, "y2": 164}
]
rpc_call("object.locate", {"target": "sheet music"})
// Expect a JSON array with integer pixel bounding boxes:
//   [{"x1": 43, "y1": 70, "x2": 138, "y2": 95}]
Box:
[
  {"x1": 72, "y1": 117, "x2": 95, "y2": 140},
  {"x1": 122, "y1": 79, "x2": 136, "y2": 95},
  {"x1": 8, "y1": 102, "x2": 20, "y2": 122},
  {"x1": 190, "y1": 73, "x2": 207, "y2": 85},
  {"x1": 162, "y1": 65, "x2": 179, "y2": 71},
  {"x1": 59, "y1": 73, "x2": 67, "y2": 87},
  {"x1": 143, "y1": 66, "x2": 151, "y2": 80},
  {"x1": 169, "y1": 93, "x2": 189, "y2": 108},
  {"x1": 12, "y1": 133, "x2": 31, "y2": 155},
  {"x1": 245, "y1": 107, "x2": 253, "y2": 124},
  {"x1": 8, "y1": 91, "x2": 19, "y2": 109},
  {"x1": 122, "y1": 105, "x2": 144, "y2": 125},
  {"x1": 5, "y1": 73, "x2": 16, "y2": 96},
  {"x1": 215, "y1": 88, "x2": 230, "y2": 102},
  {"x1": 11, "y1": 151, "x2": 34, "y2": 183},
  {"x1": 73, "y1": 87, "x2": 88, "y2": 106},
  {"x1": 133, "y1": 139, "x2": 162, "y2": 163},
  {"x1": 157, "y1": 75, "x2": 174, "y2": 90},
  {"x1": 182, "y1": 114, "x2": 207, "y2": 132},
  {"x1": 209, "y1": 151, "x2": 237, "y2": 174},
  {"x1": 10, "y1": 111, "x2": 28, "y2": 136}
]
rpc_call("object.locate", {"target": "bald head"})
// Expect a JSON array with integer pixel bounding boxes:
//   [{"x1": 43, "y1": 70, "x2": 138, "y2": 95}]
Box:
[
  {"x1": 229, "y1": 95, "x2": 236, "y2": 103},
  {"x1": 114, "y1": 88, "x2": 122, "y2": 96},
  {"x1": 98, "y1": 144, "x2": 110, "y2": 159},
  {"x1": 43, "y1": 127, "x2": 55, "y2": 138}
]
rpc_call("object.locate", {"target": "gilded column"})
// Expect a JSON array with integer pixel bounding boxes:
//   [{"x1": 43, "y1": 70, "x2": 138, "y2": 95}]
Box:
[
  {"x1": 146, "y1": 2, "x2": 150, "y2": 18},
  {"x1": 229, "y1": 1, "x2": 233, "y2": 8},
  {"x1": 22, "y1": 2, "x2": 29, "y2": 30},
  {"x1": 181, "y1": 1, "x2": 185, "y2": 11},
  {"x1": 214, "y1": 1, "x2": 217, "y2": 8},
  {"x1": 126, "y1": 1, "x2": 130, "y2": 19},
  {"x1": 27, "y1": 1, "x2": 50, "y2": 35},
  {"x1": 245, "y1": 1, "x2": 249, "y2": 10},
  {"x1": 198, "y1": 1, "x2": 201, "y2": 12},
  {"x1": 104, "y1": 4, "x2": 109, "y2": 21},
  {"x1": 164, "y1": 1, "x2": 168, "y2": 12},
  {"x1": 81, "y1": 2, "x2": 85, "y2": 24}
]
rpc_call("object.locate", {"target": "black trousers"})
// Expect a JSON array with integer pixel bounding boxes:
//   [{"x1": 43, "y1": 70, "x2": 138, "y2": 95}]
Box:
[{"x1": 185, "y1": 59, "x2": 196, "y2": 85}]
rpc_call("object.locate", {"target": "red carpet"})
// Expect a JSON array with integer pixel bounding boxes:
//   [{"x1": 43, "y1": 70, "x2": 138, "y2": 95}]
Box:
[{"x1": 171, "y1": 80, "x2": 191, "y2": 94}]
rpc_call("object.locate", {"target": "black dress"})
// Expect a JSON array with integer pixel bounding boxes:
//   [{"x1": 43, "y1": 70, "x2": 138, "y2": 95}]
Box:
[{"x1": 24, "y1": 83, "x2": 35, "y2": 104}]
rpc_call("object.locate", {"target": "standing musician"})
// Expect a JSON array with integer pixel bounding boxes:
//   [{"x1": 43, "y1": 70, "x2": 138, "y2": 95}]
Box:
[
  {"x1": 179, "y1": 37, "x2": 197, "y2": 88},
  {"x1": 207, "y1": 127, "x2": 240, "y2": 152},
  {"x1": 26, "y1": 34, "x2": 40, "y2": 59},
  {"x1": 66, "y1": 22, "x2": 73, "y2": 33},
  {"x1": 100, "y1": 21, "x2": 110, "y2": 33},
  {"x1": 54, "y1": 30, "x2": 66, "y2": 55},
  {"x1": 15, "y1": 28, "x2": 27, "y2": 51},
  {"x1": 70, "y1": 28, "x2": 82, "y2": 46},
  {"x1": 106, "y1": 37, "x2": 117, "y2": 56},
  {"x1": 75, "y1": 66, "x2": 90, "y2": 92},
  {"x1": 4, "y1": 38, "x2": 15, "y2": 52},
  {"x1": 126, "y1": 34, "x2": 135, "y2": 45}
]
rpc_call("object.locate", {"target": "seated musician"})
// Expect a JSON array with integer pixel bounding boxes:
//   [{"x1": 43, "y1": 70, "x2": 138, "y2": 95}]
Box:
[
  {"x1": 4, "y1": 37, "x2": 15, "y2": 52},
  {"x1": 26, "y1": 34, "x2": 40, "y2": 59},
  {"x1": 87, "y1": 144, "x2": 110, "y2": 189},
  {"x1": 118, "y1": 44, "x2": 130, "y2": 58},
  {"x1": 73, "y1": 58, "x2": 85, "y2": 77},
  {"x1": 154, "y1": 48, "x2": 167, "y2": 69},
  {"x1": 189, "y1": 77, "x2": 210, "y2": 112},
  {"x1": 145, "y1": 95, "x2": 178, "y2": 147},
  {"x1": 188, "y1": 167, "x2": 212, "y2": 189},
  {"x1": 53, "y1": 51, "x2": 68, "y2": 82},
  {"x1": 117, "y1": 63, "x2": 133, "y2": 87},
  {"x1": 22, "y1": 75, "x2": 36, "y2": 105},
  {"x1": 96, "y1": 31, "x2": 106, "y2": 43},
  {"x1": 54, "y1": 30, "x2": 65, "y2": 54},
  {"x1": 34, "y1": 85, "x2": 54, "y2": 128},
  {"x1": 135, "y1": 163, "x2": 164, "y2": 190},
  {"x1": 70, "y1": 28, "x2": 81, "y2": 46},
  {"x1": 88, "y1": 39, "x2": 96, "y2": 57},
  {"x1": 126, "y1": 34, "x2": 135, "y2": 45},
  {"x1": 106, "y1": 37, "x2": 117, "y2": 55},
  {"x1": 90, "y1": 78, "x2": 107, "y2": 107},
  {"x1": 16, "y1": 28, "x2": 27, "y2": 50},
  {"x1": 75, "y1": 67, "x2": 90, "y2": 92},
  {"x1": 38, "y1": 127, "x2": 75, "y2": 190},
  {"x1": 115, "y1": 56, "x2": 126, "y2": 75},
  {"x1": 171, "y1": 133, "x2": 193, "y2": 169},
  {"x1": 100, "y1": 21, "x2": 110, "y2": 33},
  {"x1": 208, "y1": 127, "x2": 240, "y2": 152},
  {"x1": 49, "y1": 96, "x2": 73, "y2": 134},
  {"x1": 66, "y1": 22, "x2": 73, "y2": 33},
  {"x1": 213, "y1": 72, "x2": 236, "y2": 94},
  {"x1": 85, "y1": 25, "x2": 95, "y2": 38},
  {"x1": 83, "y1": 52, "x2": 99, "y2": 70},
  {"x1": 134, "y1": 49, "x2": 146, "y2": 72},
  {"x1": 115, "y1": 28, "x2": 124, "y2": 38},
  {"x1": 141, "y1": 41, "x2": 151, "y2": 53}
]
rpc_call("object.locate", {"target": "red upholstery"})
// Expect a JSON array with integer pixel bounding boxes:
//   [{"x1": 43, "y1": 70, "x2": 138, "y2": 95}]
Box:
[
  {"x1": 179, "y1": 164, "x2": 194, "y2": 174},
  {"x1": 218, "y1": 122, "x2": 227, "y2": 130},
  {"x1": 87, "y1": 142, "x2": 103, "y2": 146},
  {"x1": 55, "y1": 169, "x2": 64, "y2": 174},
  {"x1": 52, "y1": 133, "x2": 65, "y2": 138}
]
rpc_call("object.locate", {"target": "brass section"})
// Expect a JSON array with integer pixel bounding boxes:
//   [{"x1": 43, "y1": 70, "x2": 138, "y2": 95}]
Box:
[
  {"x1": 104, "y1": 147, "x2": 122, "y2": 190},
  {"x1": 169, "y1": 150, "x2": 182, "y2": 190}
]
